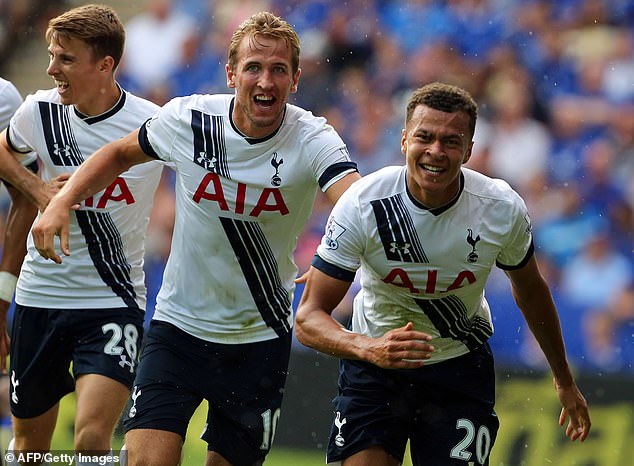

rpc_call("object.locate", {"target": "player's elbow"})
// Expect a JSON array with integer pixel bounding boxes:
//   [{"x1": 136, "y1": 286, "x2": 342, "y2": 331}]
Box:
[{"x1": 293, "y1": 308, "x2": 313, "y2": 347}]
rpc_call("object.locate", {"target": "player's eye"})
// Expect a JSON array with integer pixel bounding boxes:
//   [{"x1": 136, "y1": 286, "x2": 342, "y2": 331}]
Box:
[{"x1": 444, "y1": 138, "x2": 462, "y2": 149}]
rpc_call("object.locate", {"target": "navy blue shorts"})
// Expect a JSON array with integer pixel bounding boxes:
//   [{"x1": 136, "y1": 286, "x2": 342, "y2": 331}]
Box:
[
  {"x1": 123, "y1": 320, "x2": 291, "y2": 466},
  {"x1": 327, "y1": 344, "x2": 499, "y2": 466},
  {"x1": 9, "y1": 304, "x2": 144, "y2": 418}
]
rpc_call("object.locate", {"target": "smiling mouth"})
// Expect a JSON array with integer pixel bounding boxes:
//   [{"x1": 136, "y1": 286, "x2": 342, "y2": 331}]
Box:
[
  {"x1": 421, "y1": 163, "x2": 445, "y2": 174},
  {"x1": 54, "y1": 80, "x2": 69, "y2": 90}
]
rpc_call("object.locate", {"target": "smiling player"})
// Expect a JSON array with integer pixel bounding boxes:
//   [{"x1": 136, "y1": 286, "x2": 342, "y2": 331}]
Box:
[{"x1": 295, "y1": 82, "x2": 591, "y2": 466}]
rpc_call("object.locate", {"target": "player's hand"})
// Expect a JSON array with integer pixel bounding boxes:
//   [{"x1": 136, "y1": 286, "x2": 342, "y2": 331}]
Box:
[
  {"x1": 40, "y1": 173, "x2": 72, "y2": 211},
  {"x1": 32, "y1": 196, "x2": 71, "y2": 264},
  {"x1": 294, "y1": 270, "x2": 309, "y2": 285},
  {"x1": 554, "y1": 378, "x2": 591, "y2": 441},
  {"x1": 367, "y1": 322, "x2": 434, "y2": 369},
  {"x1": 0, "y1": 299, "x2": 11, "y2": 374}
]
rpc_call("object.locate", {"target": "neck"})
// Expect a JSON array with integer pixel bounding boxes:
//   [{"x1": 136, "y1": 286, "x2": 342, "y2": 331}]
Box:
[{"x1": 75, "y1": 81, "x2": 121, "y2": 116}]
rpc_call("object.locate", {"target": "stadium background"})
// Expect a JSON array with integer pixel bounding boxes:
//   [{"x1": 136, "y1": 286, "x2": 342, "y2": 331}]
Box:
[{"x1": 1, "y1": 0, "x2": 633, "y2": 464}]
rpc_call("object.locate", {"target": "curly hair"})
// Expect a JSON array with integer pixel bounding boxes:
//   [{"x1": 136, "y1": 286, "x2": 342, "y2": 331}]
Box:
[{"x1": 406, "y1": 82, "x2": 478, "y2": 137}]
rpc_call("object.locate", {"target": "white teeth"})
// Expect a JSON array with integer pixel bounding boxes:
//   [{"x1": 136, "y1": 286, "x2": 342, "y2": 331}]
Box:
[
  {"x1": 255, "y1": 95, "x2": 273, "y2": 101},
  {"x1": 55, "y1": 80, "x2": 69, "y2": 89},
  {"x1": 422, "y1": 164, "x2": 443, "y2": 173}
]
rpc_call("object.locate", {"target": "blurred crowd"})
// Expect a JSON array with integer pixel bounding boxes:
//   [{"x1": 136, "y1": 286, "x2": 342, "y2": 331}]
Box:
[
  {"x1": 0, "y1": 0, "x2": 62, "y2": 63},
  {"x1": 3, "y1": 0, "x2": 634, "y2": 373}
]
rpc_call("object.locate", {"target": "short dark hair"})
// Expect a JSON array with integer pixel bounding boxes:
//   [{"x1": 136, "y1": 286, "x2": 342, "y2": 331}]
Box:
[
  {"x1": 46, "y1": 4, "x2": 125, "y2": 69},
  {"x1": 406, "y1": 82, "x2": 478, "y2": 138}
]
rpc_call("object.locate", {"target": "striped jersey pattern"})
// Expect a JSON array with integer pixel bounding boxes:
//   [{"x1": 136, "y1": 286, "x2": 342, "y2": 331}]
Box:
[
  {"x1": 371, "y1": 194, "x2": 428, "y2": 263},
  {"x1": 191, "y1": 109, "x2": 229, "y2": 177},
  {"x1": 139, "y1": 94, "x2": 357, "y2": 343},
  {"x1": 314, "y1": 165, "x2": 532, "y2": 363},
  {"x1": 9, "y1": 87, "x2": 162, "y2": 310}
]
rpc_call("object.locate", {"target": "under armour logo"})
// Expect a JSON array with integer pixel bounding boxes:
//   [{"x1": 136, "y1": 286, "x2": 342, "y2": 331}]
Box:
[
  {"x1": 389, "y1": 241, "x2": 411, "y2": 255},
  {"x1": 197, "y1": 151, "x2": 217, "y2": 171},
  {"x1": 129, "y1": 386, "x2": 141, "y2": 418},
  {"x1": 270, "y1": 152, "x2": 283, "y2": 186},
  {"x1": 119, "y1": 355, "x2": 135, "y2": 373},
  {"x1": 466, "y1": 228, "x2": 481, "y2": 263},
  {"x1": 53, "y1": 143, "x2": 71, "y2": 158},
  {"x1": 10, "y1": 371, "x2": 19, "y2": 404},
  {"x1": 334, "y1": 411, "x2": 347, "y2": 447}
]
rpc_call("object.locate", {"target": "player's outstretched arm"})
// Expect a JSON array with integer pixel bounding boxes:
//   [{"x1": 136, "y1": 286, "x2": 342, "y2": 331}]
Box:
[
  {"x1": 295, "y1": 267, "x2": 434, "y2": 369},
  {"x1": 32, "y1": 129, "x2": 152, "y2": 263},
  {"x1": 505, "y1": 255, "x2": 591, "y2": 441}
]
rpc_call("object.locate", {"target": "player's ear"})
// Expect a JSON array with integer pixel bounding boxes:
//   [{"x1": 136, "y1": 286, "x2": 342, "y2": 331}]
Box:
[
  {"x1": 401, "y1": 129, "x2": 407, "y2": 155},
  {"x1": 99, "y1": 56, "x2": 115, "y2": 73},
  {"x1": 290, "y1": 68, "x2": 301, "y2": 93},
  {"x1": 226, "y1": 64, "x2": 236, "y2": 89},
  {"x1": 462, "y1": 141, "x2": 474, "y2": 164}
]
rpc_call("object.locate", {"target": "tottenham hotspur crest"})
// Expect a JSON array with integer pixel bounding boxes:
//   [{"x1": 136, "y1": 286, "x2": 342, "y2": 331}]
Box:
[
  {"x1": 270, "y1": 152, "x2": 283, "y2": 186},
  {"x1": 129, "y1": 385, "x2": 141, "y2": 418},
  {"x1": 334, "y1": 411, "x2": 347, "y2": 447},
  {"x1": 466, "y1": 228, "x2": 481, "y2": 263}
]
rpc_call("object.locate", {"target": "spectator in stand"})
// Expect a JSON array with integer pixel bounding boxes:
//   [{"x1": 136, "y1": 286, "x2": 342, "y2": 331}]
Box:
[
  {"x1": 484, "y1": 69, "x2": 551, "y2": 193},
  {"x1": 166, "y1": 29, "x2": 228, "y2": 97},
  {"x1": 118, "y1": 0, "x2": 197, "y2": 103},
  {"x1": 559, "y1": 230, "x2": 633, "y2": 312},
  {"x1": 583, "y1": 284, "x2": 634, "y2": 370},
  {"x1": 578, "y1": 137, "x2": 634, "y2": 256},
  {"x1": 534, "y1": 184, "x2": 604, "y2": 268}
]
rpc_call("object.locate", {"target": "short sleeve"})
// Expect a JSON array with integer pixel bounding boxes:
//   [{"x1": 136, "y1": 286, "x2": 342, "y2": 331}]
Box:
[
  {"x1": 313, "y1": 187, "x2": 364, "y2": 281},
  {"x1": 496, "y1": 193, "x2": 533, "y2": 269},
  {"x1": 294, "y1": 110, "x2": 357, "y2": 191},
  {"x1": 138, "y1": 98, "x2": 183, "y2": 163},
  {"x1": 0, "y1": 80, "x2": 23, "y2": 130}
]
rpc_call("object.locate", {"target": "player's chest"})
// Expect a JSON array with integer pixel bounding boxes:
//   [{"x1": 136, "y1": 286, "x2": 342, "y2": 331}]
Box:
[
  {"x1": 35, "y1": 117, "x2": 131, "y2": 169},
  {"x1": 364, "y1": 214, "x2": 504, "y2": 295},
  {"x1": 177, "y1": 148, "x2": 314, "y2": 220}
]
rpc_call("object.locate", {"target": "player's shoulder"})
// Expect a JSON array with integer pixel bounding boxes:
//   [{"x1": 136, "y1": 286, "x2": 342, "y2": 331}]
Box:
[
  {"x1": 282, "y1": 103, "x2": 344, "y2": 149},
  {"x1": 285, "y1": 103, "x2": 333, "y2": 132},
  {"x1": 0, "y1": 78, "x2": 21, "y2": 100},
  {"x1": 462, "y1": 167, "x2": 522, "y2": 203},
  {"x1": 122, "y1": 89, "x2": 160, "y2": 116},
  {"x1": 341, "y1": 165, "x2": 405, "y2": 204},
  {"x1": 166, "y1": 93, "x2": 231, "y2": 115},
  {"x1": 23, "y1": 88, "x2": 61, "y2": 105}
]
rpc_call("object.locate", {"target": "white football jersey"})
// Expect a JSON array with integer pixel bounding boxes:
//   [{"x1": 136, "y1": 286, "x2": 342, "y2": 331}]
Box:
[
  {"x1": 0, "y1": 78, "x2": 23, "y2": 130},
  {"x1": 315, "y1": 166, "x2": 533, "y2": 363},
  {"x1": 8, "y1": 88, "x2": 163, "y2": 310},
  {"x1": 139, "y1": 94, "x2": 356, "y2": 344}
]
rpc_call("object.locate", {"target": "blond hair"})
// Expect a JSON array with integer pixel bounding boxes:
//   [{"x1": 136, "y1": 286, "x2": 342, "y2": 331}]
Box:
[{"x1": 228, "y1": 11, "x2": 301, "y2": 74}]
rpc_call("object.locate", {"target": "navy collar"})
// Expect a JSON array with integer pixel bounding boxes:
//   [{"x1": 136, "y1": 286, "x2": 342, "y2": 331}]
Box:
[{"x1": 228, "y1": 97, "x2": 285, "y2": 145}]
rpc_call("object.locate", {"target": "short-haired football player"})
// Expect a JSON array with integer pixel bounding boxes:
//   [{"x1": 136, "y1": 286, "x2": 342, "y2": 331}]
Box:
[{"x1": 295, "y1": 82, "x2": 591, "y2": 466}]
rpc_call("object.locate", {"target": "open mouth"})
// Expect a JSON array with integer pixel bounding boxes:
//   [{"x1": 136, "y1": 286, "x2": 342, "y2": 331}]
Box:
[
  {"x1": 55, "y1": 80, "x2": 69, "y2": 91},
  {"x1": 254, "y1": 94, "x2": 275, "y2": 108}
]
